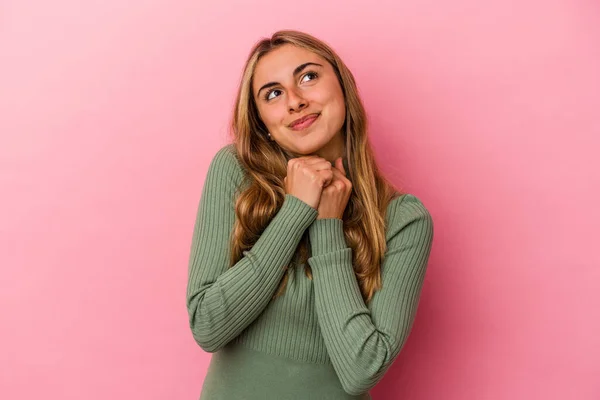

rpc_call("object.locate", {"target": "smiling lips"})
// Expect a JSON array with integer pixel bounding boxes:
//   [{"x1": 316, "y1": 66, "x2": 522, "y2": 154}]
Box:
[{"x1": 289, "y1": 113, "x2": 320, "y2": 131}]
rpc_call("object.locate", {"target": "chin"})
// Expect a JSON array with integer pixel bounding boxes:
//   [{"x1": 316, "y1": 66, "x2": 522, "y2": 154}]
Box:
[
  {"x1": 290, "y1": 142, "x2": 323, "y2": 156},
  {"x1": 290, "y1": 131, "x2": 330, "y2": 153}
]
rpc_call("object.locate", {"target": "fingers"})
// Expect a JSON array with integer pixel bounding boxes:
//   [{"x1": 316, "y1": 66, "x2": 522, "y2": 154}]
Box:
[
  {"x1": 312, "y1": 160, "x2": 334, "y2": 171},
  {"x1": 286, "y1": 156, "x2": 340, "y2": 188},
  {"x1": 335, "y1": 157, "x2": 346, "y2": 176},
  {"x1": 323, "y1": 178, "x2": 345, "y2": 192},
  {"x1": 320, "y1": 169, "x2": 334, "y2": 187},
  {"x1": 331, "y1": 165, "x2": 350, "y2": 183},
  {"x1": 290, "y1": 155, "x2": 323, "y2": 164},
  {"x1": 300, "y1": 158, "x2": 332, "y2": 169},
  {"x1": 323, "y1": 166, "x2": 351, "y2": 194},
  {"x1": 287, "y1": 156, "x2": 322, "y2": 170},
  {"x1": 287, "y1": 157, "x2": 332, "y2": 175}
]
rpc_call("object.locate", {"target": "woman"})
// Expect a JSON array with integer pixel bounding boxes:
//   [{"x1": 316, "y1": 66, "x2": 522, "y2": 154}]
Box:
[{"x1": 186, "y1": 30, "x2": 434, "y2": 399}]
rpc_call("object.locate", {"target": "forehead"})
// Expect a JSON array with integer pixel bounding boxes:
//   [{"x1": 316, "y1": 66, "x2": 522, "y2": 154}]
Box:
[{"x1": 253, "y1": 45, "x2": 325, "y2": 88}]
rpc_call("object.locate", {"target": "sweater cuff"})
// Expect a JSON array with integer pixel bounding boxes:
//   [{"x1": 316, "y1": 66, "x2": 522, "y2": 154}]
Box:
[
  {"x1": 278, "y1": 194, "x2": 319, "y2": 230},
  {"x1": 308, "y1": 218, "x2": 348, "y2": 257}
]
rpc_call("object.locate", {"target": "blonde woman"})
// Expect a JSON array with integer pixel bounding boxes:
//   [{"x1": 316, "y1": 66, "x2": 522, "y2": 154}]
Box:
[{"x1": 186, "y1": 30, "x2": 434, "y2": 399}]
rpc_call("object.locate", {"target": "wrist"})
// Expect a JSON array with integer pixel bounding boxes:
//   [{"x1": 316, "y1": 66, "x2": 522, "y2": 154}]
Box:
[{"x1": 308, "y1": 218, "x2": 348, "y2": 256}]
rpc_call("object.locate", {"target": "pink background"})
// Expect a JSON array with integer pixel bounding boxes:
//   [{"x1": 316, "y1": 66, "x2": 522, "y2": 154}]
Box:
[{"x1": 1, "y1": 1, "x2": 599, "y2": 399}]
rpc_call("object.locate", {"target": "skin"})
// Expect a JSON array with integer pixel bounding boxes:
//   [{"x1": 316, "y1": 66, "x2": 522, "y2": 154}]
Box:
[
  {"x1": 252, "y1": 44, "x2": 346, "y2": 163},
  {"x1": 252, "y1": 44, "x2": 352, "y2": 219}
]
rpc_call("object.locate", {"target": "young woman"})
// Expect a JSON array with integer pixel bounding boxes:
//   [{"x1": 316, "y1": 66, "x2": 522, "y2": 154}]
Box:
[{"x1": 186, "y1": 30, "x2": 434, "y2": 399}]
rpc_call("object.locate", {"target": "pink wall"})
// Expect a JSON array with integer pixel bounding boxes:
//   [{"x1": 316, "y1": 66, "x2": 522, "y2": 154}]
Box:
[{"x1": 1, "y1": 1, "x2": 599, "y2": 399}]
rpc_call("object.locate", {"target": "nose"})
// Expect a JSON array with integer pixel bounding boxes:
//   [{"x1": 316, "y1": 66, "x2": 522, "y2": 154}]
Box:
[{"x1": 287, "y1": 89, "x2": 307, "y2": 112}]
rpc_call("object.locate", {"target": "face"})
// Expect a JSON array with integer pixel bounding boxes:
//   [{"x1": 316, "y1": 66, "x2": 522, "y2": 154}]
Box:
[{"x1": 252, "y1": 44, "x2": 346, "y2": 160}]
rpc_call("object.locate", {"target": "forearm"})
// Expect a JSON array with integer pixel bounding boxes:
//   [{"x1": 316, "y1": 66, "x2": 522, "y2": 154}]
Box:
[
  {"x1": 310, "y1": 248, "x2": 406, "y2": 395},
  {"x1": 307, "y1": 210, "x2": 433, "y2": 395},
  {"x1": 187, "y1": 194, "x2": 317, "y2": 352}
]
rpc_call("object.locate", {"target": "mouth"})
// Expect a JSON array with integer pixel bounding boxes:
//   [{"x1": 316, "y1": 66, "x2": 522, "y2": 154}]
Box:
[{"x1": 289, "y1": 113, "x2": 320, "y2": 131}]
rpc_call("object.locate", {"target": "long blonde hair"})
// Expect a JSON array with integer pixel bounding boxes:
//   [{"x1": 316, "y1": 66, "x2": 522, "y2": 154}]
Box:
[{"x1": 228, "y1": 29, "x2": 402, "y2": 303}]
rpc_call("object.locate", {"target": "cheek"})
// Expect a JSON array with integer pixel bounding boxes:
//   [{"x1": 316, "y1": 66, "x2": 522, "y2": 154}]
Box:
[
  {"x1": 326, "y1": 89, "x2": 346, "y2": 122},
  {"x1": 259, "y1": 106, "x2": 284, "y2": 128},
  {"x1": 320, "y1": 83, "x2": 345, "y2": 115}
]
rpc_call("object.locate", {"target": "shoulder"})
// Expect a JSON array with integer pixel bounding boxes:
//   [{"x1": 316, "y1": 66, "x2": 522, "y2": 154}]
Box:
[
  {"x1": 206, "y1": 143, "x2": 245, "y2": 183},
  {"x1": 205, "y1": 143, "x2": 245, "y2": 191},
  {"x1": 385, "y1": 193, "x2": 434, "y2": 241},
  {"x1": 210, "y1": 143, "x2": 241, "y2": 169}
]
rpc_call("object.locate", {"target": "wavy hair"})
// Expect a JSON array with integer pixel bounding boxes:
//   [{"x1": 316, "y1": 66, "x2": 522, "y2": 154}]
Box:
[{"x1": 227, "y1": 29, "x2": 402, "y2": 303}]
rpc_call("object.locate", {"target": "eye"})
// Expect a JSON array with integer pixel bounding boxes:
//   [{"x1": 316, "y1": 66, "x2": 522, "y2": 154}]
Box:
[
  {"x1": 301, "y1": 71, "x2": 318, "y2": 83},
  {"x1": 265, "y1": 89, "x2": 282, "y2": 101},
  {"x1": 263, "y1": 72, "x2": 318, "y2": 102}
]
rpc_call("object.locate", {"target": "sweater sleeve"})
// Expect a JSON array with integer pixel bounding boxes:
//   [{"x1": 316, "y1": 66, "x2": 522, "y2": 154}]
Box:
[
  {"x1": 186, "y1": 145, "x2": 318, "y2": 353},
  {"x1": 307, "y1": 194, "x2": 434, "y2": 395}
]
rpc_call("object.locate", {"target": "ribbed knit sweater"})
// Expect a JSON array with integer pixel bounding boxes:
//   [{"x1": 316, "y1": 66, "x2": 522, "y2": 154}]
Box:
[{"x1": 186, "y1": 144, "x2": 434, "y2": 399}]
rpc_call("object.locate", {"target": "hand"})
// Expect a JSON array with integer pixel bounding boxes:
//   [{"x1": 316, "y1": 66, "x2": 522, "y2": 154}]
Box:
[
  {"x1": 316, "y1": 157, "x2": 352, "y2": 220},
  {"x1": 284, "y1": 156, "x2": 333, "y2": 209}
]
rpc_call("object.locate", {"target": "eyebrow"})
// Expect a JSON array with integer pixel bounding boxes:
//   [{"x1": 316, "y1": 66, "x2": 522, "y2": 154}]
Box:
[{"x1": 255, "y1": 62, "x2": 323, "y2": 98}]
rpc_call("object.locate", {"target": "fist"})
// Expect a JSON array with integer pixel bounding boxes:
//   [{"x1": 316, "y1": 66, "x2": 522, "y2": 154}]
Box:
[{"x1": 316, "y1": 157, "x2": 352, "y2": 219}]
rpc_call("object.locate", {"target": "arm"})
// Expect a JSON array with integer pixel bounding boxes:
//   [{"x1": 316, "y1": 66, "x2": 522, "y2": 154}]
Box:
[
  {"x1": 186, "y1": 145, "x2": 318, "y2": 352},
  {"x1": 307, "y1": 194, "x2": 434, "y2": 395}
]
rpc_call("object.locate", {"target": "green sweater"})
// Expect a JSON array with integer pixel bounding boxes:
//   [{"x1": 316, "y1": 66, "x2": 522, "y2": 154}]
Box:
[{"x1": 186, "y1": 144, "x2": 434, "y2": 399}]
